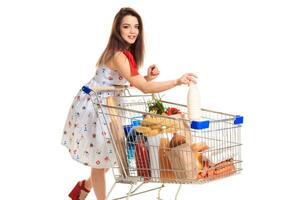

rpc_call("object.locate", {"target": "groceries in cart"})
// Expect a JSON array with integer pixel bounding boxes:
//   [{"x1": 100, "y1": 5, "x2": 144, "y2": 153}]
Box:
[
  {"x1": 121, "y1": 93, "x2": 238, "y2": 182},
  {"x1": 79, "y1": 83, "x2": 243, "y2": 199},
  {"x1": 187, "y1": 83, "x2": 202, "y2": 120}
]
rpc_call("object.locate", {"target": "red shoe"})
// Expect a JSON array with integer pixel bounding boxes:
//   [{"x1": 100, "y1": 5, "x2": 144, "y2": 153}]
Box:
[{"x1": 68, "y1": 180, "x2": 90, "y2": 200}]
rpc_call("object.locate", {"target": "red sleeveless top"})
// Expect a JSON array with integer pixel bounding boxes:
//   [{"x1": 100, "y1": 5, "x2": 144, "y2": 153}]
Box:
[{"x1": 122, "y1": 50, "x2": 139, "y2": 76}]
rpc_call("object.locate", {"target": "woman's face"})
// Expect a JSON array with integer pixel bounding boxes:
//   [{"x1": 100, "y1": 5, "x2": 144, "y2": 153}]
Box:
[{"x1": 120, "y1": 15, "x2": 139, "y2": 45}]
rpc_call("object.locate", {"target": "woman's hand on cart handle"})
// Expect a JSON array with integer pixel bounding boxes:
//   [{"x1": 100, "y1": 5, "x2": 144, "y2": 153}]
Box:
[{"x1": 176, "y1": 73, "x2": 198, "y2": 86}]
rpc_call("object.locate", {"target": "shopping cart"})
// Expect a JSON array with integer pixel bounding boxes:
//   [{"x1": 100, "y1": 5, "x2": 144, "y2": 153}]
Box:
[{"x1": 82, "y1": 85, "x2": 243, "y2": 200}]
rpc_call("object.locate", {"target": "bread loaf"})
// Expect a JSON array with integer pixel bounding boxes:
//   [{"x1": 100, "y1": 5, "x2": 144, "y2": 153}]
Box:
[
  {"x1": 169, "y1": 134, "x2": 186, "y2": 148},
  {"x1": 191, "y1": 142, "x2": 209, "y2": 152}
]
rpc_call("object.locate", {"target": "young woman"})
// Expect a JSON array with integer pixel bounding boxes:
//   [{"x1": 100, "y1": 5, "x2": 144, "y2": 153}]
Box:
[{"x1": 62, "y1": 7, "x2": 197, "y2": 200}]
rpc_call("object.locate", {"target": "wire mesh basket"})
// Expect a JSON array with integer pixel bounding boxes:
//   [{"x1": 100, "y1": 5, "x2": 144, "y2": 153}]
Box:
[{"x1": 82, "y1": 86, "x2": 243, "y2": 200}]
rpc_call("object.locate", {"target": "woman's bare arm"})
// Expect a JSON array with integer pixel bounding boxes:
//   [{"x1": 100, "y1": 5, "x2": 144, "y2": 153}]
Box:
[{"x1": 113, "y1": 52, "x2": 197, "y2": 94}]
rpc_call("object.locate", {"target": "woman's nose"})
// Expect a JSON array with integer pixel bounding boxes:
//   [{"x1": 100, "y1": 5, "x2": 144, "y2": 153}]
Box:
[{"x1": 130, "y1": 27, "x2": 137, "y2": 34}]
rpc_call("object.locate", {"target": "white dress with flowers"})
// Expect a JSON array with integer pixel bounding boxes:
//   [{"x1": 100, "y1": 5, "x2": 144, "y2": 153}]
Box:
[{"x1": 61, "y1": 66, "x2": 127, "y2": 168}]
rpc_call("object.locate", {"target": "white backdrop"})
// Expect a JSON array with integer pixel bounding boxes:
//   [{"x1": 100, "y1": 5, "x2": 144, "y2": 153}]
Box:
[{"x1": 0, "y1": 0, "x2": 299, "y2": 199}]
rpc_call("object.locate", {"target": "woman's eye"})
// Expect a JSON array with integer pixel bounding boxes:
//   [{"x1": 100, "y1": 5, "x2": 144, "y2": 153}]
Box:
[{"x1": 123, "y1": 25, "x2": 129, "y2": 29}]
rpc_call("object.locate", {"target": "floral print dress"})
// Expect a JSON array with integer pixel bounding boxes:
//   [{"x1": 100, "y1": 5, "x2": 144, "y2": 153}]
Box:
[
  {"x1": 61, "y1": 50, "x2": 139, "y2": 168},
  {"x1": 61, "y1": 66, "x2": 128, "y2": 168}
]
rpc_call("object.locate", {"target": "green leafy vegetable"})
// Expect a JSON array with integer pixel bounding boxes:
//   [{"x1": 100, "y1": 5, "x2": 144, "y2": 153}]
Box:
[{"x1": 147, "y1": 95, "x2": 166, "y2": 114}]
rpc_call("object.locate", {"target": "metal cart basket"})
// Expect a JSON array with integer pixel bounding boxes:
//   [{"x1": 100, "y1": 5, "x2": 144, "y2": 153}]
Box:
[{"x1": 82, "y1": 86, "x2": 243, "y2": 200}]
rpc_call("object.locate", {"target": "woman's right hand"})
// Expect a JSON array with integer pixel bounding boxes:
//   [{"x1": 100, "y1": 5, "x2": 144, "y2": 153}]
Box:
[{"x1": 176, "y1": 73, "x2": 198, "y2": 86}]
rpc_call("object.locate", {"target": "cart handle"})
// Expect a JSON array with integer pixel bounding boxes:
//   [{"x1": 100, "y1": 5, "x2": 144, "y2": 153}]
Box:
[{"x1": 82, "y1": 85, "x2": 130, "y2": 94}]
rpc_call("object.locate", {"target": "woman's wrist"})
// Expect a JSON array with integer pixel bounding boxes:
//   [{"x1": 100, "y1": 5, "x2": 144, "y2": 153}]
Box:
[
  {"x1": 174, "y1": 79, "x2": 179, "y2": 86},
  {"x1": 144, "y1": 75, "x2": 150, "y2": 81}
]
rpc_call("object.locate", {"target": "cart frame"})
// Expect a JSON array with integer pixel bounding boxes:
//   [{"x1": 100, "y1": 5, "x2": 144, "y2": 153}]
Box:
[{"x1": 82, "y1": 86, "x2": 243, "y2": 200}]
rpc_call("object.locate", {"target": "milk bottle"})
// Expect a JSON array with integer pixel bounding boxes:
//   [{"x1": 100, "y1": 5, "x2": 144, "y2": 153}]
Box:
[{"x1": 187, "y1": 83, "x2": 202, "y2": 120}]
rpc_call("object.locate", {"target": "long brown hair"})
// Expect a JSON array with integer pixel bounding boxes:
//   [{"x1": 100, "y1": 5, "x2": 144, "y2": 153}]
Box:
[{"x1": 96, "y1": 7, "x2": 144, "y2": 68}]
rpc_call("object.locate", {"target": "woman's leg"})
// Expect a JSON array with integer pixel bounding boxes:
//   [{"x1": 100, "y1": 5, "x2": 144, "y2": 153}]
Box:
[
  {"x1": 91, "y1": 168, "x2": 107, "y2": 200},
  {"x1": 83, "y1": 177, "x2": 92, "y2": 191},
  {"x1": 77, "y1": 168, "x2": 109, "y2": 199}
]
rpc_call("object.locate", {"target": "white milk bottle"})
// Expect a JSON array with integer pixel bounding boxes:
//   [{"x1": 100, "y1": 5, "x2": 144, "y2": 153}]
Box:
[{"x1": 187, "y1": 83, "x2": 202, "y2": 120}]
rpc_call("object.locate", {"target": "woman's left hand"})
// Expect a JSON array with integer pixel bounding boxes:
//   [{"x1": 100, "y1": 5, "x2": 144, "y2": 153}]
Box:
[{"x1": 146, "y1": 64, "x2": 160, "y2": 81}]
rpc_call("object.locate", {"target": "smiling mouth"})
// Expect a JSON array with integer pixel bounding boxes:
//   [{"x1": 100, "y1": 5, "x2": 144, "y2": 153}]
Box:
[{"x1": 128, "y1": 36, "x2": 136, "y2": 40}]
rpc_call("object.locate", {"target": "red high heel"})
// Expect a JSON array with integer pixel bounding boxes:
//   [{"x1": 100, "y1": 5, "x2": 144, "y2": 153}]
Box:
[{"x1": 68, "y1": 180, "x2": 90, "y2": 200}]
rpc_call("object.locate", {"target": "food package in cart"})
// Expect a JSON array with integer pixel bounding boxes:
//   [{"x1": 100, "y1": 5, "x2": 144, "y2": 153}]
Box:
[
  {"x1": 135, "y1": 136, "x2": 151, "y2": 181},
  {"x1": 166, "y1": 134, "x2": 198, "y2": 180},
  {"x1": 187, "y1": 83, "x2": 202, "y2": 121},
  {"x1": 135, "y1": 95, "x2": 196, "y2": 180},
  {"x1": 127, "y1": 121, "x2": 172, "y2": 181},
  {"x1": 147, "y1": 134, "x2": 165, "y2": 180},
  {"x1": 134, "y1": 114, "x2": 186, "y2": 180},
  {"x1": 134, "y1": 125, "x2": 174, "y2": 180},
  {"x1": 126, "y1": 127, "x2": 150, "y2": 179},
  {"x1": 166, "y1": 142, "x2": 198, "y2": 180},
  {"x1": 204, "y1": 148, "x2": 235, "y2": 165},
  {"x1": 159, "y1": 138, "x2": 176, "y2": 181}
]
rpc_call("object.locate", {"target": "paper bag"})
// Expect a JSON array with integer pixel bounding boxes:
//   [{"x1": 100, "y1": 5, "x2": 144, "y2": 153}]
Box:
[
  {"x1": 159, "y1": 138, "x2": 176, "y2": 181},
  {"x1": 166, "y1": 143, "x2": 198, "y2": 180}
]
